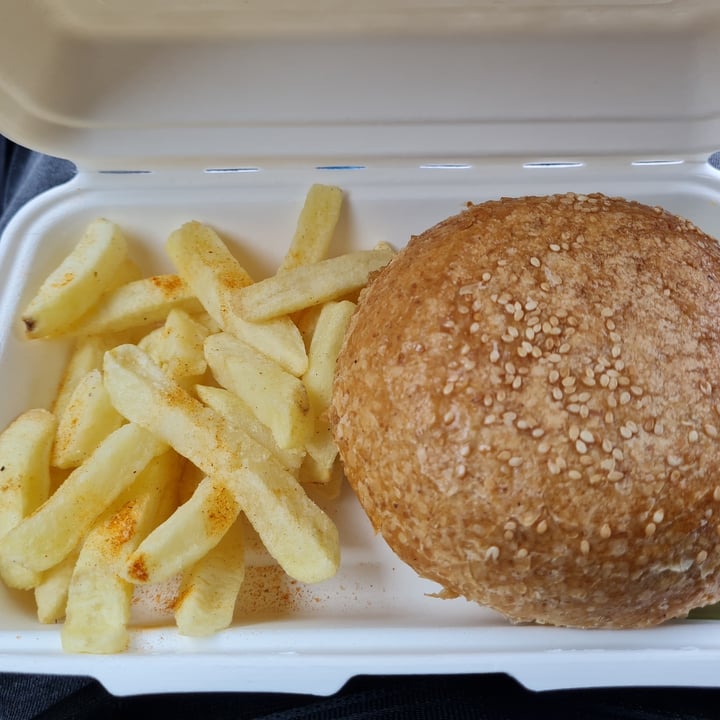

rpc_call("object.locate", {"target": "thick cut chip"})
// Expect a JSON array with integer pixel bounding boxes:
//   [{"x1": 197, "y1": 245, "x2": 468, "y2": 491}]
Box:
[
  {"x1": 52, "y1": 336, "x2": 109, "y2": 418},
  {"x1": 234, "y1": 248, "x2": 394, "y2": 322},
  {"x1": 61, "y1": 450, "x2": 182, "y2": 653},
  {"x1": 0, "y1": 423, "x2": 167, "y2": 576},
  {"x1": 195, "y1": 385, "x2": 304, "y2": 473},
  {"x1": 103, "y1": 344, "x2": 340, "y2": 583},
  {"x1": 166, "y1": 221, "x2": 307, "y2": 376},
  {"x1": 126, "y1": 475, "x2": 240, "y2": 584},
  {"x1": 302, "y1": 301, "x2": 356, "y2": 480},
  {"x1": 63, "y1": 275, "x2": 202, "y2": 337},
  {"x1": 52, "y1": 369, "x2": 125, "y2": 469},
  {"x1": 138, "y1": 308, "x2": 209, "y2": 387},
  {"x1": 0, "y1": 409, "x2": 57, "y2": 588},
  {"x1": 174, "y1": 516, "x2": 245, "y2": 637},
  {"x1": 278, "y1": 184, "x2": 343, "y2": 273},
  {"x1": 204, "y1": 332, "x2": 312, "y2": 450},
  {"x1": 34, "y1": 549, "x2": 80, "y2": 624},
  {"x1": 0, "y1": 409, "x2": 56, "y2": 537},
  {"x1": 21, "y1": 219, "x2": 128, "y2": 338}
]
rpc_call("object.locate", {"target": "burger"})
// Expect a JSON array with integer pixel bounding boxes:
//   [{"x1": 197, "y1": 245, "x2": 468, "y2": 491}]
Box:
[{"x1": 330, "y1": 192, "x2": 720, "y2": 629}]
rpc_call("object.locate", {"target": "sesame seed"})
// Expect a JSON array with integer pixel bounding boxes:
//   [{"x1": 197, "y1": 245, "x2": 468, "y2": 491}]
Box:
[
  {"x1": 653, "y1": 509, "x2": 665, "y2": 523},
  {"x1": 532, "y1": 347, "x2": 543, "y2": 359},
  {"x1": 508, "y1": 456, "x2": 523, "y2": 467},
  {"x1": 497, "y1": 450, "x2": 511, "y2": 461},
  {"x1": 609, "y1": 331, "x2": 621, "y2": 343},
  {"x1": 552, "y1": 388, "x2": 564, "y2": 401},
  {"x1": 605, "y1": 319, "x2": 616, "y2": 331},
  {"x1": 482, "y1": 272, "x2": 492, "y2": 282},
  {"x1": 600, "y1": 524, "x2": 612, "y2": 539},
  {"x1": 697, "y1": 550, "x2": 708, "y2": 564},
  {"x1": 525, "y1": 327, "x2": 536, "y2": 341},
  {"x1": 630, "y1": 385, "x2": 643, "y2": 397},
  {"x1": 538, "y1": 442, "x2": 550, "y2": 454},
  {"x1": 516, "y1": 419, "x2": 530, "y2": 430},
  {"x1": 562, "y1": 376, "x2": 575, "y2": 388},
  {"x1": 483, "y1": 393, "x2": 493, "y2": 407},
  {"x1": 612, "y1": 448, "x2": 624, "y2": 461},
  {"x1": 516, "y1": 548, "x2": 529, "y2": 559},
  {"x1": 580, "y1": 539, "x2": 590, "y2": 555},
  {"x1": 575, "y1": 439, "x2": 588, "y2": 454},
  {"x1": 470, "y1": 322, "x2": 481, "y2": 334},
  {"x1": 713, "y1": 487, "x2": 720, "y2": 502},
  {"x1": 508, "y1": 326, "x2": 519, "y2": 338},
  {"x1": 569, "y1": 425, "x2": 580, "y2": 440},
  {"x1": 645, "y1": 522, "x2": 656, "y2": 537},
  {"x1": 484, "y1": 415, "x2": 496, "y2": 425},
  {"x1": 547, "y1": 460, "x2": 561, "y2": 475},
  {"x1": 705, "y1": 424, "x2": 719, "y2": 438},
  {"x1": 608, "y1": 393, "x2": 618, "y2": 408},
  {"x1": 611, "y1": 345, "x2": 622, "y2": 358},
  {"x1": 548, "y1": 353, "x2": 562, "y2": 363},
  {"x1": 530, "y1": 256, "x2": 541, "y2": 267},
  {"x1": 548, "y1": 369, "x2": 560, "y2": 383},
  {"x1": 580, "y1": 405, "x2": 589, "y2": 418},
  {"x1": 532, "y1": 428, "x2": 545, "y2": 438},
  {"x1": 602, "y1": 439, "x2": 613, "y2": 453},
  {"x1": 490, "y1": 349, "x2": 500, "y2": 363},
  {"x1": 549, "y1": 244, "x2": 561, "y2": 252},
  {"x1": 442, "y1": 382, "x2": 455, "y2": 395},
  {"x1": 559, "y1": 343, "x2": 571, "y2": 354},
  {"x1": 700, "y1": 380, "x2": 713, "y2": 396},
  {"x1": 485, "y1": 546, "x2": 500, "y2": 561},
  {"x1": 608, "y1": 471, "x2": 625, "y2": 482},
  {"x1": 667, "y1": 455, "x2": 683, "y2": 467},
  {"x1": 456, "y1": 464, "x2": 466, "y2": 478},
  {"x1": 568, "y1": 404, "x2": 581, "y2": 414},
  {"x1": 568, "y1": 469, "x2": 582, "y2": 480},
  {"x1": 512, "y1": 376, "x2": 522, "y2": 390},
  {"x1": 604, "y1": 411, "x2": 615, "y2": 424},
  {"x1": 619, "y1": 391, "x2": 631, "y2": 405},
  {"x1": 536, "y1": 520, "x2": 548, "y2": 534},
  {"x1": 689, "y1": 430, "x2": 699, "y2": 443},
  {"x1": 619, "y1": 426, "x2": 633, "y2": 439},
  {"x1": 600, "y1": 374, "x2": 610, "y2": 388},
  {"x1": 503, "y1": 411, "x2": 517, "y2": 424},
  {"x1": 443, "y1": 410, "x2": 455, "y2": 424},
  {"x1": 654, "y1": 422, "x2": 664, "y2": 436},
  {"x1": 601, "y1": 307, "x2": 614, "y2": 318}
]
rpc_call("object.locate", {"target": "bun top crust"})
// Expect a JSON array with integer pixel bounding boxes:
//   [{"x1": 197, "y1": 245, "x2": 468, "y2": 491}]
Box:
[{"x1": 330, "y1": 192, "x2": 720, "y2": 628}]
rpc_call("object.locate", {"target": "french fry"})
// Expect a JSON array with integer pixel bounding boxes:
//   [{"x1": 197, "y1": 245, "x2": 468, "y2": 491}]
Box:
[
  {"x1": 51, "y1": 336, "x2": 109, "y2": 418},
  {"x1": 21, "y1": 219, "x2": 128, "y2": 338},
  {"x1": 103, "y1": 344, "x2": 340, "y2": 584},
  {"x1": 204, "y1": 332, "x2": 312, "y2": 450},
  {"x1": 61, "y1": 450, "x2": 182, "y2": 653},
  {"x1": 0, "y1": 409, "x2": 56, "y2": 536},
  {"x1": 0, "y1": 409, "x2": 57, "y2": 589},
  {"x1": 302, "y1": 301, "x2": 356, "y2": 481},
  {"x1": 278, "y1": 184, "x2": 344, "y2": 273},
  {"x1": 234, "y1": 247, "x2": 394, "y2": 322},
  {"x1": 126, "y1": 475, "x2": 240, "y2": 584},
  {"x1": 166, "y1": 221, "x2": 307, "y2": 376},
  {"x1": 137, "y1": 308, "x2": 209, "y2": 389},
  {"x1": 174, "y1": 516, "x2": 245, "y2": 637},
  {"x1": 62, "y1": 275, "x2": 203, "y2": 337},
  {"x1": 34, "y1": 548, "x2": 80, "y2": 624},
  {"x1": 52, "y1": 369, "x2": 125, "y2": 469},
  {"x1": 195, "y1": 385, "x2": 305, "y2": 473},
  {"x1": 0, "y1": 423, "x2": 167, "y2": 578}
]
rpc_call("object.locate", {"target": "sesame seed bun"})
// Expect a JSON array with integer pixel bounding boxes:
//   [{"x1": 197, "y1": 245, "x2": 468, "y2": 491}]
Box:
[{"x1": 330, "y1": 192, "x2": 720, "y2": 629}]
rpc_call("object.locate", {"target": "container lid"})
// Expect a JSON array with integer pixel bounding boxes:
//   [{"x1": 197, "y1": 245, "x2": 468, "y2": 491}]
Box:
[{"x1": 1, "y1": 1, "x2": 719, "y2": 170}]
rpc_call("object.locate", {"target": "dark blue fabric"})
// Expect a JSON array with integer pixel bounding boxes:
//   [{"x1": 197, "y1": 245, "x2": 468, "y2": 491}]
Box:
[{"x1": 4, "y1": 136, "x2": 720, "y2": 718}]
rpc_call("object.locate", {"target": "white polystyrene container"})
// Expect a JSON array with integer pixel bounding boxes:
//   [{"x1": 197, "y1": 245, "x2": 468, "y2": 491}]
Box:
[{"x1": 1, "y1": 0, "x2": 720, "y2": 697}]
